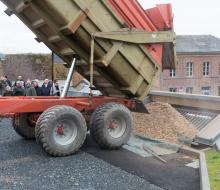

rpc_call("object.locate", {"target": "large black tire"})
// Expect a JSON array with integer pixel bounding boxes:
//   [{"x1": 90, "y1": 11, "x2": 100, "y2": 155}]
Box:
[
  {"x1": 35, "y1": 105, "x2": 87, "y2": 157},
  {"x1": 13, "y1": 113, "x2": 35, "y2": 140},
  {"x1": 90, "y1": 103, "x2": 133, "y2": 149}
]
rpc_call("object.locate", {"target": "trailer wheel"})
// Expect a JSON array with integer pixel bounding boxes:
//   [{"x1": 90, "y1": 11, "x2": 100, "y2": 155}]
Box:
[
  {"x1": 90, "y1": 103, "x2": 133, "y2": 149},
  {"x1": 13, "y1": 113, "x2": 36, "y2": 139},
  {"x1": 35, "y1": 105, "x2": 87, "y2": 157}
]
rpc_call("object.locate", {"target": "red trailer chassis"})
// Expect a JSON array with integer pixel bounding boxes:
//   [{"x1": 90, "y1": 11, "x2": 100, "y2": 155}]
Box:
[
  {"x1": 0, "y1": 95, "x2": 146, "y2": 157},
  {"x1": 0, "y1": 96, "x2": 142, "y2": 117},
  {"x1": 0, "y1": 95, "x2": 143, "y2": 126}
]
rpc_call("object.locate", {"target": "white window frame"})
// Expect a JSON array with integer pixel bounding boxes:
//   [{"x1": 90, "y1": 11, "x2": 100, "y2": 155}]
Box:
[
  {"x1": 186, "y1": 62, "x2": 193, "y2": 77},
  {"x1": 203, "y1": 62, "x2": 210, "y2": 76},
  {"x1": 170, "y1": 69, "x2": 176, "y2": 78},
  {"x1": 218, "y1": 63, "x2": 220, "y2": 75}
]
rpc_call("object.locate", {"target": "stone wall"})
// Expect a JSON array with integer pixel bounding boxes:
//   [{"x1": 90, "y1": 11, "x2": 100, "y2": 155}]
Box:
[
  {"x1": 0, "y1": 60, "x2": 3, "y2": 76},
  {"x1": 1, "y1": 54, "x2": 52, "y2": 80},
  {"x1": 0, "y1": 54, "x2": 84, "y2": 85}
]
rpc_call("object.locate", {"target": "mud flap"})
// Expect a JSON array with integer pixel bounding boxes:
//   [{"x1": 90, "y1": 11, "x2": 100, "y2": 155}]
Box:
[{"x1": 131, "y1": 100, "x2": 149, "y2": 114}]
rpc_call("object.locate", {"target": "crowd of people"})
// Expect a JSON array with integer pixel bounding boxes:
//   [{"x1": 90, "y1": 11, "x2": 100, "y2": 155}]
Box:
[{"x1": 0, "y1": 75, "x2": 60, "y2": 97}]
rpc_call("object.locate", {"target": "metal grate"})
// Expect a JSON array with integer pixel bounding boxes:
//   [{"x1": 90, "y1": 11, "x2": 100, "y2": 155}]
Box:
[{"x1": 175, "y1": 107, "x2": 218, "y2": 131}]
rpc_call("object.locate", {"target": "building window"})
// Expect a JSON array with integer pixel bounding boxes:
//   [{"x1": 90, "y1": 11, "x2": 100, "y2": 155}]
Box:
[
  {"x1": 186, "y1": 62, "x2": 193, "y2": 76},
  {"x1": 201, "y1": 86, "x2": 211, "y2": 95},
  {"x1": 169, "y1": 88, "x2": 177, "y2": 92},
  {"x1": 170, "y1": 69, "x2": 176, "y2": 78},
  {"x1": 203, "y1": 62, "x2": 210, "y2": 76},
  {"x1": 219, "y1": 64, "x2": 220, "y2": 75},
  {"x1": 186, "y1": 87, "x2": 193, "y2": 94}
]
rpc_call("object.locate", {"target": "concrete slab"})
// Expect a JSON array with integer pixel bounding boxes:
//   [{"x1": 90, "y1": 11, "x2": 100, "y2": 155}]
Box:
[
  {"x1": 195, "y1": 114, "x2": 220, "y2": 146},
  {"x1": 123, "y1": 135, "x2": 179, "y2": 157},
  {"x1": 200, "y1": 152, "x2": 211, "y2": 190},
  {"x1": 185, "y1": 159, "x2": 199, "y2": 169},
  {"x1": 216, "y1": 138, "x2": 220, "y2": 151},
  {"x1": 123, "y1": 144, "x2": 151, "y2": 157}
]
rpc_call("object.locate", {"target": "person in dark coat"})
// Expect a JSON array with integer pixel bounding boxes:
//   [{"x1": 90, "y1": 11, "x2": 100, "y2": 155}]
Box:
[
  {"x1": 0, "y1": 76, "x2": 7, "y2": 96},
  {"x1": 51, "y1": 80, "x2": 60, "y2": 96},
  {"x1": 41, "y1": 79, "x2": 51, "y2": 96},
  {"x1": 12, "y1": 81, "x2": 25, "y2": 96},
  {"x1": 5, "y1": 76, "x2": 11, "y2": 87},
  {"x1": 3, "y1": 85, "x2": 12, "y2": 96},
  {"x1": 25, "y1": 80, "x2": 37, "y2": 96},
  {"x1": 33, "y1": 80, "x2": 42, "y2": 96}
]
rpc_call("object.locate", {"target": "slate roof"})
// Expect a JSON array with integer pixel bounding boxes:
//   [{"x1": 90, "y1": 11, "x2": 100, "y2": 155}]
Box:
[{"x1": 176, "y1": 35, "x2": 220, "y2": 54}]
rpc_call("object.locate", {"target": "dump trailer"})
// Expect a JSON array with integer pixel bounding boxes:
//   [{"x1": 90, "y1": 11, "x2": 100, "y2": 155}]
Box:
[{"x1": 0, "y1": 0, "x2": 176, "y2": 156}]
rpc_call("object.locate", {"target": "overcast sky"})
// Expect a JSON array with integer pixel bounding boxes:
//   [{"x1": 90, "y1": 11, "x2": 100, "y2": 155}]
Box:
[{"x1": 0, "y1": 0, "x2": 220, "y2": 54}]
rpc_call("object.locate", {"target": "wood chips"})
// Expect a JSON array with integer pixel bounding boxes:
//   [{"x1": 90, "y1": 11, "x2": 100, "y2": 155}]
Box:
[{"x1": 132, "y1": 102, "x2": 198, "y2": 145}]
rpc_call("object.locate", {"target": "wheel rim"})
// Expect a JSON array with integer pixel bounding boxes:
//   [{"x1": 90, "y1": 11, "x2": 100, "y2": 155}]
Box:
[
  {"x1": 28, "y1": 113, "x2": 40, "y2": 127},
  {"x1": 53, "y1": 119, "x2": 78, "y2": 146},
  {"x1": 107, "y1": 116, "x2": 126, "y2": 138}
]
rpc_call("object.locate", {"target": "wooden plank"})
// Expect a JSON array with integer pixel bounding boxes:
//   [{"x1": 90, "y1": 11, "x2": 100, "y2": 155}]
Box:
[
  {"x1": 60, "y1": 48, "x2": 74, "y2": 56},
  {"x1": 29, "y1": 2, "x2": 90, "y2": 62},
  {"x1": 96, "y1": 83, "x2": 113, "y2": 88},
  {"x1": 48, "y1": 35, "x2": 61, "y2": 43},
  {"x1": 101, "y1": 42, "x2": 122, "y2": 67},
  {"x1": 84, "y1": 70, "x2": 100, "y2": 77},
  {"x1": 61, "y1": 9, "x2": 89, "y2": 34},
  {"x1": 15, "y1": 0, "x2": 32, "y2": 13},
  {"x1": 32, "y1": 18, "x2": 45, "y2": 29}
]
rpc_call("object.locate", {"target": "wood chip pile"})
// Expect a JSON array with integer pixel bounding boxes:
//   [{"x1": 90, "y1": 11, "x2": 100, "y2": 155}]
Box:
[{"x1": 132, "y1": 102, "x2": 198, "y2": 145}]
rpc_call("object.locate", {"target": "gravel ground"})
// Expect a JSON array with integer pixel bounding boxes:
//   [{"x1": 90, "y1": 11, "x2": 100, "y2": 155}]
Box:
[{"x1": 0, "y1": 119, "x2": 162, "y2": 190}]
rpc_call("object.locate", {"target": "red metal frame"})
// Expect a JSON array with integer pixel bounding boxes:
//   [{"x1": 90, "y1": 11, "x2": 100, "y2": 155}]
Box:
[
  {"x1": 145, "y1": 4, "x2": 173, "y2": 31},
  {"x1": 0, "y1": 96, "x2": 135, "y2": 117},
  {"x1": 107, "y1": 0, "x2": 174, "y2": 67}
]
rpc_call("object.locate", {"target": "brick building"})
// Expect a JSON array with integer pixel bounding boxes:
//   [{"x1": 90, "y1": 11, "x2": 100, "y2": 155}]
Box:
[
  {"x1": 0, "y1": 54, "x2": 4, "y2": 76},
  {"x1": 161, "y1": 35, "x2": 220, "y2": 96}
]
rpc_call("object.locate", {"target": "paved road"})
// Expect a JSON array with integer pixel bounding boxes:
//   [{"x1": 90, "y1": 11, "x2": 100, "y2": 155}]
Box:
[
  {"x1": 0, "y1": 119, "x2": 162, "y2": 190},
  {"x1": 82, "y1": 138, "x2": 200, "y2": 190}
]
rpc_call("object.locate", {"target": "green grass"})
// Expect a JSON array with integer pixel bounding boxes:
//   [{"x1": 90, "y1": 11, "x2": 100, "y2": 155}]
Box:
[{"x1": 206, "y1": 150, "x2": 220, "y2": 190}]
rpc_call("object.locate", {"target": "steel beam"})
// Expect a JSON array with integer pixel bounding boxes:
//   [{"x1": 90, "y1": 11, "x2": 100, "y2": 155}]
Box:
[
  {"x1": 149, "y1": 91, "x2": 220, "y2": 111},
  {"x1": 93, "y1": 30, "x2": 176, "y2": 44},
  {"x1": 61, "y1": 58, "x2": 76, "y2": 98}
]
